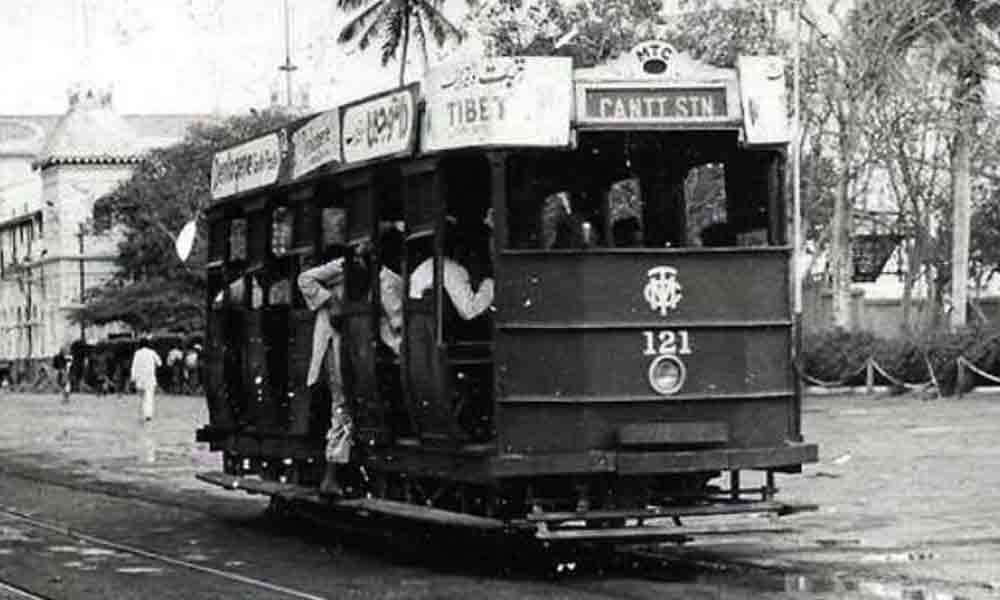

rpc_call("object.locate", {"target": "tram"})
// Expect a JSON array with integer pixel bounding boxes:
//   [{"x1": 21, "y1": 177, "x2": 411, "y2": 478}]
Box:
[{"x1": 196, "y1": 42, "x2": 818, "y2": 541}]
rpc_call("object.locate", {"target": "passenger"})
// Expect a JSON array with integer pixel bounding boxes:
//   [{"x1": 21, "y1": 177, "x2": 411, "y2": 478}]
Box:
[
  {"x1": 409, "y1": 222, "x2": 494, "y2": 321},
  {"x1": 130, "y1": 337, "x2": 162, "y2": 423},
  {"x1": 297, "y1": 255, "x2": 351, "y2": 497},
  {"x1": 376, "y1": 226, "x2": 404, "y2": 355}
]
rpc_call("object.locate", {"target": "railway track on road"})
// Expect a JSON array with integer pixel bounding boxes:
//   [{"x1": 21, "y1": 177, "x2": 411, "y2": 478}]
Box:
[
  {"x1": 0, "y1": 578, "x2": 53, "y2": 600},
  {"x1": 0, "y1": 505, "x2": 329, "y2": 600}
]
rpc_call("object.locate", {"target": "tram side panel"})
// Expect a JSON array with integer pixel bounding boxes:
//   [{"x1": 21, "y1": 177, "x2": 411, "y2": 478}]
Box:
[{"x1": 493, "y1": 249, "x2": 803, "y2": 463}]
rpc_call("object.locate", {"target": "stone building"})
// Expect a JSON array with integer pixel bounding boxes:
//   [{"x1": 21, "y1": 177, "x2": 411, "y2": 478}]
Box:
[{"x1": 0, "y1": 86, "x2": 208, "y2": 378}]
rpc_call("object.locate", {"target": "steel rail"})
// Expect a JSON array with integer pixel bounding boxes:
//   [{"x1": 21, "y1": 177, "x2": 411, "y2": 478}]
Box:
[
  {"x1": 0, "y1": 578, "x2": 53, "y2": 600},
  {"x1": 0, "y1": 506, "x2": 329, "y2": 600}
]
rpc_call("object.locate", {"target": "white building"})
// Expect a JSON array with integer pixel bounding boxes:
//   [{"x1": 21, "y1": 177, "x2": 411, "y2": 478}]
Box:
[{"x1": 0, "y1": 85, "x2": 207, "y2": 376}]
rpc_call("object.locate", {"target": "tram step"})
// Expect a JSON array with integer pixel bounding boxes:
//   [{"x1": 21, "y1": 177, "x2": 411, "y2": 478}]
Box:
[
  {"x1": 196, "y1": 471, "x2": 505, "y2": 530},
  {"x1": 534, "y1": 526, "x2": 692, "y2": 543},
  {"x1": 522, "y1": 500, "x2": 818, "y2": 523}
]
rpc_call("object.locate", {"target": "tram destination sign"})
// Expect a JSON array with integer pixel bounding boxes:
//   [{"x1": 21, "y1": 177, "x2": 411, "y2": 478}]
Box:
[
  {"x1": 422, "y1": 57, "x2": 572, "y2": 152},
  {"x1": 211, "y1": 132, "x2": 283, "y2": 200},
  {"x1": 579, "y1": 87, "x2": 729, "y2": 125},
  {"x1": 341, "y1": 84, "x2": 418, "y2": 166}
]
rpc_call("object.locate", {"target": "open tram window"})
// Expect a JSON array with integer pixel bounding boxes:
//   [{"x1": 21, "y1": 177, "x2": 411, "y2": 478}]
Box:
[{"x1": 506, "y1": 133, "x2": 784, "y2": 250}]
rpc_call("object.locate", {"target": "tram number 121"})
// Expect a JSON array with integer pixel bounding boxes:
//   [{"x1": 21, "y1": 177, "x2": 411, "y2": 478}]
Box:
[{"x1": 642, "y1": 330, "x2": 693, "y2": 356}]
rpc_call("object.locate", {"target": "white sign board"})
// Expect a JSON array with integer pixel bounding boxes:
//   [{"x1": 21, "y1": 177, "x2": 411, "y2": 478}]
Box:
[
  {"x1": 341, "y1": 85, "x2": 418, "y2": 165},
  {"x1": 292, "y1": 109, "x2": 341, "y2": 179},
  {"x1": 422, "y1": 57, "x2": 573, "y2": 153},
  {"x1": 211, "y1": 133, "x2": 283, "y2": 200},
  {"x1": 737, "y1": 56, "x2": 790, "y2": 146}
]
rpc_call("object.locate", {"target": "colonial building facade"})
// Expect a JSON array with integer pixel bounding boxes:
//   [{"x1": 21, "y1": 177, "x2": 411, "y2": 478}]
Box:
[{"x1": 0, "y1": 85, "x2": 208, "y2": 374}]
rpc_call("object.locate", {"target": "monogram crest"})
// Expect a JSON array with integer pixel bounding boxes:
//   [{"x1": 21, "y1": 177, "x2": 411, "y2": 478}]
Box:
[{"x1": 644, "y1": 266, "x2": 683, "y2": 316}]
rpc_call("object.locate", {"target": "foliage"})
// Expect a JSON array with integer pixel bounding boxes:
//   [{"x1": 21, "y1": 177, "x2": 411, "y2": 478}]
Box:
[
  {"x1": 337, "y1": 0, "x2": 469, "y2": 84},
  {"x1": 74, "y1": 109, "x2": 296, "y2": 334},
  {"x1": 803, "y1": 326, "x2": 1000, "y2": 395},
  {"x1": 471, "y1": 0, "x2": 662, "y2": 67}
]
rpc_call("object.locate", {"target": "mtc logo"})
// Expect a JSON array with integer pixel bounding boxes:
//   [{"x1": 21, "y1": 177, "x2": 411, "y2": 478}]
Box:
[{"x1": 644, "y1": 266, "x2": 683, "y2": 316}]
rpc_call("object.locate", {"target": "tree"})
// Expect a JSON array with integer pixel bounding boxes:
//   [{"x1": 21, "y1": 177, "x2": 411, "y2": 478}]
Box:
[
  {"x1": 74, "y1": 109, "x2": 296, "y2": 334},
  {"x1": 337, "y1": 0, "x2": 469, "y2": 85},
  {"x1": 862, "y1": 0, "x2": 1000, "y2": 330},
  {"x1": 471, "y1": 0, "x2": 663, "y2": 66}
]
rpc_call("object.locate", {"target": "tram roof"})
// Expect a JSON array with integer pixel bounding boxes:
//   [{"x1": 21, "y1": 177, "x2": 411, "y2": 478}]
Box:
[{"x1": 209, "y1": 41, "x2": 789, "y2": 205}]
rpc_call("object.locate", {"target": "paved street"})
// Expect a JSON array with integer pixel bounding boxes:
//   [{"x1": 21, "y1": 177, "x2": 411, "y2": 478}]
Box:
[{"x1": 0, "y1": 390, "x2": 999, "y2": 599}]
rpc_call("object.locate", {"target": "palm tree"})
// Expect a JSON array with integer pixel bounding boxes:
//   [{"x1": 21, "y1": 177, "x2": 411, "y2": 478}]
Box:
[{"x1": 337, "y1": 0, "x2": 468, "y2": 86}]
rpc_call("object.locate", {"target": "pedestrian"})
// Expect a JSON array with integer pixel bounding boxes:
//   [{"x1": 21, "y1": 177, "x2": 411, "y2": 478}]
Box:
[
  {"x1": 166, "y1": 345, "x2": 184, "y2": 393},
  {"x1": 184, "y1": 344, "x2": 201, "y2": 394},
  {"x1": 130, "y1": 337, "x2": 162, "y2": 422},
  {"x1": 52, "y1": 346, "x2": 73, "y2": 404}
]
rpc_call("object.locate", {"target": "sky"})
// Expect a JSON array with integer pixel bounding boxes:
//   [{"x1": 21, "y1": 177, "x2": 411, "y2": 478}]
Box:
[{"x1": 0, "y1": 0, "x2": 467, "y2": 116}]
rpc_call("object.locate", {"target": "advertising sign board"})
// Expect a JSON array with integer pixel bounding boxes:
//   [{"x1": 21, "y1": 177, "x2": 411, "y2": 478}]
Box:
[
  {"x1": 341, "y1": 85, "x2": 418, "y2": 165},
  {"x1": 291, "y1": 109, "x2": 341, "y2": 179},
  {"x1": 211, "y1": 132, "x2": 283, "y2": 200},
  {"x1": 422, "y1": 57, "x2": 572, "y2": 153}
]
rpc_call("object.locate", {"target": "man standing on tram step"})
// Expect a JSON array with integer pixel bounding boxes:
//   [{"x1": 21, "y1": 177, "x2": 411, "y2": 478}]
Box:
[
  {"x1": 130, "y1": 337, "x2": 162, "y2": 423},
  {"x1": 297, "y1": 256, "x2": 350, "y2": 497}
]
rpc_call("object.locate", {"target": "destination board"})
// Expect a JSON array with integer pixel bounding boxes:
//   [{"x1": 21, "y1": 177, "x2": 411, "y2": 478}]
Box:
[
  {"x1": 422, "y1": 57, "x2": 572, "y2": 152},
  {"x1": 579, "y1": 87, "x2": 729, "y2": 125}
]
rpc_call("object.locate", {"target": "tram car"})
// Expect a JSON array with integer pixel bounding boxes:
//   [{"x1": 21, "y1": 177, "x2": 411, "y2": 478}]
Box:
[{"x1": 197, "y1": 42, "x2": 818, "y2": 541}]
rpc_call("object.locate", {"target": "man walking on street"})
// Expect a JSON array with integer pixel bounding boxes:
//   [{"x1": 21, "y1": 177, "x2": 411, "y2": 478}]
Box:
[{"x1": 130, "y1": 338, "x2": 162, "y2": 422}]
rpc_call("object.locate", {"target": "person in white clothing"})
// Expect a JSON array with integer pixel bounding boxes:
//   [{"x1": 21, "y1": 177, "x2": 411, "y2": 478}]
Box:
[
  {"x1": 409, "y1": 223, "x2": 494, "y2": 320},
  {"x1": 297, "y1": 256, "x2": 349, "y2": 497},
  {"x1": 130, "y1": 338, "x2": 162, "y2": 422}
]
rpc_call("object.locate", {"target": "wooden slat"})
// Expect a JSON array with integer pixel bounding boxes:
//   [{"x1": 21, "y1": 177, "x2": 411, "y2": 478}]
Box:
[
  {"x1": 534, "y1": 527, "x2": 690, "y2": 542},
  {"x1": 337, "y1": 498, "x2": 504, "y2": 530}
]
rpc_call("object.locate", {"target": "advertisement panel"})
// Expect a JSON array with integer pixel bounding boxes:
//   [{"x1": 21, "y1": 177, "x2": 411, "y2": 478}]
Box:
[
  {"x1": 291, "y1": 109, "x2": 341, "y2": 179},
  {"x1": 736, "y1": 56, "x2": 790, "y2": 145},
  {"x1": 210, "y1": 132, "x2": 283, "y2": 200},
  {"x1": 341, "y1": 85, "x2": 418, "y2": 165},
  {"x1": 422, "y1": 57, "x2": 573, "y2": 153}
]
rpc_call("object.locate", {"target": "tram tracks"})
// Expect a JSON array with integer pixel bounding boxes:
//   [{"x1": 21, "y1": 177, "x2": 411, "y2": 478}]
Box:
[
  {"x1": 0, "y1": 578, "x2": 53, "y2": 600},
  {"x1": 0, "y1": 505, "x2": 329, "y2": 600}
]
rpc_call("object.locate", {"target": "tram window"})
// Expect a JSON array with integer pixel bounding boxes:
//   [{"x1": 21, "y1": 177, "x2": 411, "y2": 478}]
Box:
[
  {"x1": 292, "y1": 201, "x2": 316, "y2": 250},
  {"x1": 247, "y1": 211, "x2": 268, "y2": 263},
  {"x1": 271, "y1": 206, "x2": 293, "y2": 257},
  {"x1": 685, "y1": 163, "x2": 729, "y2": 247},
  {"x1": 321, "y1": 207, "x2": 346, "y2": 248},
  {"x1": 404, "y1": 171, "x2": 436, "y2": 231},
  {"x1": 229, "y1": 218, "x2": 247, "y2": 262},
  {"x1": 209, "y1": 220, "x2": 228, "y2": 263}
]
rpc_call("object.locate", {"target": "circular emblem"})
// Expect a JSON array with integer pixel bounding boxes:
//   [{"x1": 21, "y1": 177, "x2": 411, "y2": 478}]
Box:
[{"x1": 648, "y1": 354, "x2": 686, "y2": 395}]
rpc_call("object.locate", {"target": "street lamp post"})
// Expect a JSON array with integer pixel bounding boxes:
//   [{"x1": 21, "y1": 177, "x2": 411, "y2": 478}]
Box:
[{"x1": 77, "y1": 223, "x2": 86, "y2": 344}]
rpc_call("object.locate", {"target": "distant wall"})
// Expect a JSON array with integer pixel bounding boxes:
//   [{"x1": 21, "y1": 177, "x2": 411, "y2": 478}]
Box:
[{"x1": 804, "y1": 285, "x2": 1000, "y2": 337}]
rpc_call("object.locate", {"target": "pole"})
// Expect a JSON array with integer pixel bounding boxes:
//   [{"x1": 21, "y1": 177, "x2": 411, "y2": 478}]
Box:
[
  {"x1": 791, "y1": 0, "x2": 804, "y2": 441},
  {"x1": 279, "y1": 0, "x2": 297, "y2": 108},
  {"x1": 792, "y1": 0, "x2": 802, "y2": 319},
  {"x1": 78, "y1": 223, "x2": 86, "y2": 344}
]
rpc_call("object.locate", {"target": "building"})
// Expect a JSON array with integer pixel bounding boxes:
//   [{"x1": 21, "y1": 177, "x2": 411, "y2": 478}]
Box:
[{"x1": 0, "y1": 84, "x2": 210, "y2": 378}]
